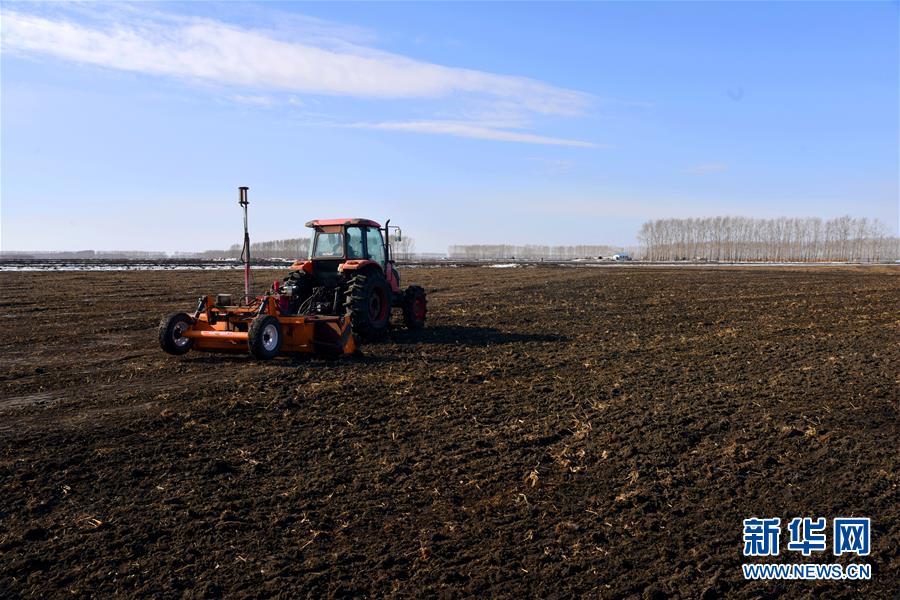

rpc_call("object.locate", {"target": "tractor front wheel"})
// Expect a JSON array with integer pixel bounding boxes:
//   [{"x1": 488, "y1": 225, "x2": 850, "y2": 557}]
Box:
[
  {"x1": 159, "y1": 312, "x2": 194, "y2": 355},
  {"x1": 345, "y1": 272, "x2": 391, "y2": 340},
  {"x1": 402, "y1": 286, "x2": 427, "y2": 329},
  {"x1": 248, "y1": 315, "x2": 282, "y2": 360}
]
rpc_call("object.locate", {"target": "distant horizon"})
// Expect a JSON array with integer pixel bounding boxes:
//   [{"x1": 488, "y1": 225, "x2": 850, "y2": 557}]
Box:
[
  {"x1": 0, "y1": 213, "x2": 894, "y2": 259},
  {"x1": 2, "y1": 208, "x2": 898, "y2": 254}
]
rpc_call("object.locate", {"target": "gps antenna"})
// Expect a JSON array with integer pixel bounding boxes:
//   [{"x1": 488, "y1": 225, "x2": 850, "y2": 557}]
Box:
[{"x1": 239, "y1": 187, "x2": 251, "y2": 303}]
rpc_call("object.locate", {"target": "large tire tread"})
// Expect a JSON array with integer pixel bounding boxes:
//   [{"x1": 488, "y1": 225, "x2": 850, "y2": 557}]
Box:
[
  {"x1": 402, "y1": 286, "x2": 427, "y2": 329},
  {"x1": 345, "y1": 272, "x2": 391, "y2": 341}
]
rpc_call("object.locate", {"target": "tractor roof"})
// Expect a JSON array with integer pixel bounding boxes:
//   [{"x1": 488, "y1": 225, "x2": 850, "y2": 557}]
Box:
[{"x1": 305, "y1": 218, "x2": 381, "y2": 228}]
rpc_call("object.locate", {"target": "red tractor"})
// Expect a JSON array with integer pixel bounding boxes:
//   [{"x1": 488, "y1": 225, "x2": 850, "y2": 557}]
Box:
[{"x1": 279, "y1": 218, "x2": 426, "y2": 340}]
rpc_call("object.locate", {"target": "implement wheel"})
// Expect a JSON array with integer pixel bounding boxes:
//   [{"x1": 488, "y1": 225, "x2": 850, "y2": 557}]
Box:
[
  {"x1": 345, "y1": 272, "x2": 391, "y2": 340},
  {"x1": 248, "y1": 315, "x2": 282, "y2": 360},
  {"x1": 402, "y1": 286, "x2": 427, "y2": 329},
  {"x1": 159, "y1": 313, "x2": 194, "y2": 355}
]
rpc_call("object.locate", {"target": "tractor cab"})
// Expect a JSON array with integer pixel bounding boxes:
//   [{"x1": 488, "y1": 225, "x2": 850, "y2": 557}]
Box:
[
  {"x1": 308, "y1": 219, "x2": 383, "y2": 261},
  {"x1": 301, "y1": 219, "x2": 394, "y2": 290}
]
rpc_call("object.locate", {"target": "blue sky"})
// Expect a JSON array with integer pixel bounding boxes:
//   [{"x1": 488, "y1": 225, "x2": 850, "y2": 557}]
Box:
[{"x1": 1, "y1": 1, "x2": 897, "y2": 253}]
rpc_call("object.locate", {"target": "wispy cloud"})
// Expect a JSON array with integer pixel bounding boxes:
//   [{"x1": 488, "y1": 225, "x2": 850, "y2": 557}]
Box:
[
  {"x1": 350, "y1": 121, "x2": 602, "y2": 147},
  {"x1": 1, "y1": 7, "x2": 604, "y2": 147},
  {"x1": 685, "y1": 163, "x2": 728, "y2": 174},
  {"x1": 1, "y1": 9, "x2": 589, "y2": 116}
]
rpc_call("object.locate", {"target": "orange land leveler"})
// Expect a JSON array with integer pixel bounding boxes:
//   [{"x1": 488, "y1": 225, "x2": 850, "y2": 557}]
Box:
[
  {"x1": 158, "y1": 187, "x2": 356, "y2": 360},
  {"x1": 158, "y1": 293, "x2": 357, "y2": 360},
  {"x1": 158, "y1": 187, "x2": 426, "y2": 360}
]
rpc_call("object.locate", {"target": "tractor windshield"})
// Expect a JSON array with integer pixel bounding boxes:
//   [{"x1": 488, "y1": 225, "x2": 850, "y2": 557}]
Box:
[{"x1": 312, "y1": 231, "x2": 344, "y2": 258}]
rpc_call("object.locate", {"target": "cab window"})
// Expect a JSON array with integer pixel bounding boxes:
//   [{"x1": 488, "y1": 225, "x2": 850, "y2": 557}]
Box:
[
  {"x1": 346, "y1": 226, "x2": 364, "y2": 259},
  {"x1": 366, "y1": 227, "x2": 385, "y2": 264},
  {"x1": 312, "y1": 231, "x2": 343, "y2": 257}
]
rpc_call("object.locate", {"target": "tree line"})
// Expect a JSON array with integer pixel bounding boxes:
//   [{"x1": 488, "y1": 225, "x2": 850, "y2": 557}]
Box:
[
  {"x1": 0, "y1": 250, "x2": 168, "y2": 259},
  {"x1": 178, "y1": 238, "x2": 311, "y2": 260},
  {"x1": 190, "y1": 235, "x2": 417, "y2": 261},
  {"x1": 638, "y1": 216, "x2": 898, "y2": 262},
  {"x1": 448, "y1": 244, "x2": 623, "y2": 260},
  {"x1": 229, "y1": 238, "x2": 311, "y2": 259}
]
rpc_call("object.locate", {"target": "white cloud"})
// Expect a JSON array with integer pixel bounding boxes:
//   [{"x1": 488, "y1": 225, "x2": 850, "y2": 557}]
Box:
[
  {"x1": 350, "y1": 121, "x2": 602, "y2": 147},
  {"x1": 1, "y1": 9, "x2": 589, "y2": 116}
]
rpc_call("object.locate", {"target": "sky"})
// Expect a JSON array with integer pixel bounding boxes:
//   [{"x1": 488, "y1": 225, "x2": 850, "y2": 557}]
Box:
[{"x1": 1, "y1": 1, "x2": 898, "y2": 253}]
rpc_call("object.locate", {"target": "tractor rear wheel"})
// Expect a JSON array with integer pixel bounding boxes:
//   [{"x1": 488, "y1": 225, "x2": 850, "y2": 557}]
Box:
[
  {"x1": 159, "y1": 313, "x2": 194, "y2": 355},
  {"x1": 248, "y1": 315, "x2": 282, "y2": 360},
  {"x1": 345, "y1": 272, "x2": 391, "y2": 340},
  {"x1": 402, "y1": 286, "x2": 427, "y2": 329}
]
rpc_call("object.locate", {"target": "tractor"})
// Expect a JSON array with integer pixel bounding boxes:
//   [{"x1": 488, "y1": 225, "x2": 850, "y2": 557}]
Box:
[
  {"x1": 281, "y1": 218, "x2": 427, "y2": 340},
  {"x1": 158, "y1": 188, "x2": 426, "y2": 361}
]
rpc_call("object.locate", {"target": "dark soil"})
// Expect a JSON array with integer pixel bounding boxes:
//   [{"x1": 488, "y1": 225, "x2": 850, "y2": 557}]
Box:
[{"x1": 1, "y1": 266, "x2": 897, "y2": 598}]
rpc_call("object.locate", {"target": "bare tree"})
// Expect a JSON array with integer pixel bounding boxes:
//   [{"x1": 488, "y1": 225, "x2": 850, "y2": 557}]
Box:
[
  {"x1": 447, "y1": 244, "x2": 620, "y2": 260},
  {"x1": 394, "y1": 237, "x2": 416, "y2": 261},
  {"x1": 637, "y1": 216, "x2": 898, "y2": 262}
]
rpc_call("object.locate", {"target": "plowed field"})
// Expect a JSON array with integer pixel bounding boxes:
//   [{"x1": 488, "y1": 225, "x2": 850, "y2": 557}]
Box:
[{"x1": 1, "y1": 266, "x2": 897, "y2": 598}]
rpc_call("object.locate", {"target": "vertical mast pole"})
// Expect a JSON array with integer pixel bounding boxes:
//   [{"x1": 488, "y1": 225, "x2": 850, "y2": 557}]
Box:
[{"x1": 239, "y1": 186, "x2": 250, "y2": 303}]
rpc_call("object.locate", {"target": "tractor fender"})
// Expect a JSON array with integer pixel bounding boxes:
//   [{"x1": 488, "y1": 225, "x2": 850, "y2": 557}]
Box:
[
  {"x1": 338, "y1": 260, "x2": 382, "y2": 275},
  {"x1": 289, "y1": 260, "x2": 313, "y2": 274}
]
